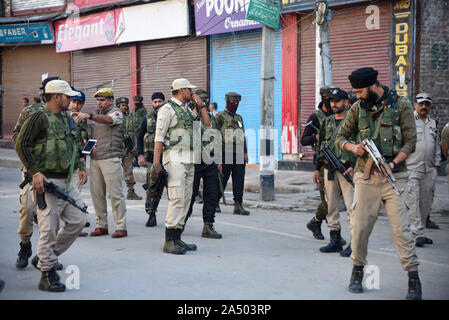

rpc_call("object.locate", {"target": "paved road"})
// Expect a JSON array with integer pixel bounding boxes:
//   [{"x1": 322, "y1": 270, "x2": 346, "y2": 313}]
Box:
[{"x1": 0, "y1": 167, "x2": 448, "y2": 300}]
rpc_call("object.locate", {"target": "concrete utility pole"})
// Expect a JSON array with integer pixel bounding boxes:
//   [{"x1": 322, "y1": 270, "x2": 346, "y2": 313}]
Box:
[
  {"x1": 316, "y1": 0, "x2": 333, "y2": 97},
  {"x1": 260, "y1": 25, "x2": 275, "y2": 201}
]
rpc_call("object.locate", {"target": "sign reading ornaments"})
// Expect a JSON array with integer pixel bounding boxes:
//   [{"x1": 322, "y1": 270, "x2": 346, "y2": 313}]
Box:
[{"x1": 55, "y1": 9, "x2": 123, "y2": 52}]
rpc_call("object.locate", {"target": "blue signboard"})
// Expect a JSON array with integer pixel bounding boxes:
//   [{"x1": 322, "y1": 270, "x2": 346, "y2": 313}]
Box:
[{"x1": 0, "y1": 23, "x2": 54, "y2": 44}]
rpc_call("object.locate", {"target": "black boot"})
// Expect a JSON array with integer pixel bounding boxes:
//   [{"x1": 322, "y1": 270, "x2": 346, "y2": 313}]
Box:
[
  {"x1": 39, "y1": 269, "x2": 65, "y2": 292},
  {"x1": 426, "y1": 216, "x2": 439, "y2": 229},
  {"x1": 16, "y1": 242, "x2": 32, "y2": 269},
  {"x1": 234, "y1": 203, "x2": 250, "y2": 215},
  {"x1": 406, "y1": 271, "x2": 422, "y2": 300},
  {"x1": 31, "y1": 255, "x2": 63, "y2": 271},
  {"x1": 349, "y1": 265, "x2": 364, "y2": 293},
  {"x1": 320, "y1": 230, "x2": 344, "y2": 253},
  {"x1": 145, "y1": 212, "x2": 157, "y2": 227},
  {"x1": 202, "y1": 222, "x2": 222, "y2": 239},
  {"x1": 340, "y1": 244, "x2": 352, "y2": 257},
  {"x1": 306, "y1": 217, "x2": 325, "y2": 240}
]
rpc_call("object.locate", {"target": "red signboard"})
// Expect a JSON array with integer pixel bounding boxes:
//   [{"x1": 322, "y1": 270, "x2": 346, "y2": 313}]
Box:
[{"x1": 74, "y1": 0, "x2": 127, "y2": 9}]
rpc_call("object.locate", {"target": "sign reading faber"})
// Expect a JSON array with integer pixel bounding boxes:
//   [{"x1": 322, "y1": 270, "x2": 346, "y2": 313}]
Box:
[
  {"x1": 55, "y1": 9, "x2": 123, "y2": 52},
  {"x1": 246, "y1": 0, "x2": 281, "y2": 29},
  {"x1": 0, "y1": 23, "x2": 54, "y2": 44},
  {"x1": 195, "y1": 0, "x2": 262, "y2": 36}
]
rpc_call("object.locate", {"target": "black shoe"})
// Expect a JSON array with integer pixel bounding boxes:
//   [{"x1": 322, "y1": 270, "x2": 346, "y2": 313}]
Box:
[
  {"x1": 424, "y1": 237, "x2": 433, "y2": 244},
  {"x1": 426, "y1": 217, "x2": 439, "y2": 230},
  {"x1": 306, "y1": 218, "x2": 325, "y2": 240},
  {"x1": 175, "y1": 239, "x2": 197, "y2": 251},
  {"x1": 85, "y1": 221, "x2": 90, "y2": 228},
  {"x1": 320, "y1": 230, "x2": 344, "y2": 253},
  {"x1": 39, "y1": 269, "x2": 65, "y2": 292},
  {"x1": 215, "y1": 205, "x2": 221, "y2": 213},
  {"x1": 340, "y1": 244, "x2": 352, "y2": 257},
  {"x1": 31, "y1": 255, "x2": 63, "y2": 271},
  {"x1": 202, "y1": 223, "x2": 222, "y2": 239},
  {"x1": 349, "y1": 266, "x2": 364, "y2": 293},
  {"x1": 233, "y1": 203, "x2": 250, "y2": 215},
  {"x1": 163, "y1": 240, "x2": 186, "y2": 254},
  {"x1": 415, "y1": 236, "x2": 425, "y2": 247},
  {"x1": 145, "y1": 213, "x2": 157, "y2": 227},
  {"x1": 16, "y1": 242, "x2": 32, "y2": 269},
  {"x1": 406, "y1": 271, "x2": 422, "y2": 300}
]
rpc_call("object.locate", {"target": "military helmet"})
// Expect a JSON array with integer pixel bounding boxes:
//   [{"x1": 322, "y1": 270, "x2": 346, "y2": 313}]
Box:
[
  {"x1": 225, "y1": 92, "x2": 241, "y2": 101},
  {"x1": 116, "y1": 97, "x2": 129, "y2": 105},
  {"x1": 320, "y1": 85, "x2": 338, "y2": 99}
]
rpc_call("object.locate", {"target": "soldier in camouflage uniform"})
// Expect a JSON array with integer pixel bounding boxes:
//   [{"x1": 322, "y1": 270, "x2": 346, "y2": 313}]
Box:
[
  {"x1": 131, "y1": 95, "x2": 147, "y2": 138},
  {"x1": 316, "y1": 88, "x2": 356, "y2": 256},
  {"x1": 215, "y1": 92, "x2": 250, "y2": 215},
  {"x1": 15, "y1": 80, "x2": 87, "y2": 292},
  {"x1": 12, "y1": 76, "x2": 59, "y2": 270},
  {"x1": 335, "y1": 67, "x2": 421, "y2": 300},
  {"x1": 117, "y1": 97, "x2": 142, "y2": 200},
  {"x1": 301, "y1": 86, "x2": 335, "y2": 240},
  {"x1": 184, "y1": 89, "x2": 222, "y2": 239},
  {"x1": 137, "y1": 92, "x2": 165, "y2": 227}
]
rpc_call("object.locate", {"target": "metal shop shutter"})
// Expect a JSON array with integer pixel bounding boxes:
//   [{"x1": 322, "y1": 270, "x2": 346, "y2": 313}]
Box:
[
  {"x1": 1, "y1": 45, "x2": 70, "y2": 137},
  {"x1": 299, "y1": 1, "x2": 392, "y2": 157},
  {"x1": 210, "y1": 29, "x2": 282, "y2": 164},
  {"x1": 71, "y1": 45, "x2": 130, "y2": 115},
  {"x1": 139, "y1": 36, "x2": 207, "y2": 111}
]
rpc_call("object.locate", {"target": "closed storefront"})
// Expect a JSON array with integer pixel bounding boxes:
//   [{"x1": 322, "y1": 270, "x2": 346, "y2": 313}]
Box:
[
  {"x1": 139, "y1": 36, "x2": 208, "y2": 109},
  {"x1": 1, "y1": 45, "x2": 70, "y2": 137},
  {"x1": 71, "y1": 45, "x2": 130, "y2": 114},
  {"x1": 210, "y1": 29, "x2": 283, "y2": 164}
]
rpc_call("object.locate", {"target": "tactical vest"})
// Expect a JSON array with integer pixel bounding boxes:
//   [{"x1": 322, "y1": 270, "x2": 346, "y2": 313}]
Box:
[
  {"x1": 322, "y1": 114, "x2": 353, "y2": 164},
  {"x1": 357, "y1": 91, "x2": 402, "y2": 158},
  {"x1": 131, "y1": 106, "x2": 147, "y2": 132},
  {"x1": 28, "y1": 103, "x2": 45, "y2": 113},
  {"x1": 312, "y1": 108, "x2": 328, "y2": 153},
  {"x1": 219, "y1": 111, "x2": 245, "y2": 145},
  {"x1": 164, "y1": 101, "x2": 195, "y2": 150},
  {"x1": 143, "y1": 111, "x2": 157, "y2": 153},
  {"x1": 32, "y1": 109, "x2": 77, "y2": 174}
]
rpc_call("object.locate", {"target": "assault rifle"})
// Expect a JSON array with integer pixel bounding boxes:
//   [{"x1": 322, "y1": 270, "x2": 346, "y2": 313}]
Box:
[
  {"x1": 20, "y1": 172, "x2": 88, "y2": 213},
  {"x1": 217, "y1": 171, "x2": 227, "y2": 205},
  {"x1": 319, "y1": 148, "x2": 354, "y2": 187},
  {"x1": 361, "y1": 138, "x2": 401, "y2": 195},
  {"x1": 124, "y1": 135, "x2": 139, "y2": 167},
  {"x1": 143, "y1": 165, "x2": 168, "y2": 214}
]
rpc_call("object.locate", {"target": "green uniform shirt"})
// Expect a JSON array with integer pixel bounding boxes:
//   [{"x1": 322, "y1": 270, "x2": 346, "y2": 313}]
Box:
[
  {"x1": 335, "y1": 87, "x2": 416, "y2": 173},
  {"x1": 215, "y1": 110, "x2": 248, "y2": 154}
]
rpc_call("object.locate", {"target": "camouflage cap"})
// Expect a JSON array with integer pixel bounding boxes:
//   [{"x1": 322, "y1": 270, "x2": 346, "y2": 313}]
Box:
[
  {"x1": 134, "y1": 95, "x2": 143, "y2": 102},
  {"x1": 116, "y1": 97, "x2": 129, "y2": 105},
  {"x1": 195, "y1": 89, "x2": 209, "y2": 102},
  {"x1": 94, "y1": 88, "x2": 114, "y2": 98},
  {"x1": 225, "y1": 92, "x2": 241, "y2": 101}
]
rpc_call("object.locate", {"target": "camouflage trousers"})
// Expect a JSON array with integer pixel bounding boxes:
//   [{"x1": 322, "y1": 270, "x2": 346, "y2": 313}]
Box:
[
  {"x1": 315, "y1": 167, "x2": 328, "y2": 222},
  {"x1": 121, "y1": 151, "x2": 136, "y2": 189}
]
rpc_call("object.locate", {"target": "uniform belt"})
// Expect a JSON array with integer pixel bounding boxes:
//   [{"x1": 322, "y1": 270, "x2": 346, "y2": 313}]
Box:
[{"x1": 41, "y1": 173, "x2": 68, "y2": 179}]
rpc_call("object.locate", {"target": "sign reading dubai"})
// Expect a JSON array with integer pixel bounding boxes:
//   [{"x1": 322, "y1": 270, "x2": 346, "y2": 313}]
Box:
[
  {"x1": 55, "y1": 9, "x2": 123, "y2": 52},
  {"x1": 195, "y1": 0, "x2": 262, "y2": 36}
]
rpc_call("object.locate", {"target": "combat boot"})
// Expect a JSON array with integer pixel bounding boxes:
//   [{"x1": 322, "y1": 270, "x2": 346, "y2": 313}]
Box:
[
  {"x1": 340, "y1": 244, "x2": 352, "y2": 257},
  {"x1": 16, "y1": 242, "x2": 32, "y2": 269},
  {"x1": 202, "y1": 222, "x2": 222, "y2": 239},
  {"x1": 127, "y1": 189, "x2": 142, "y2": 200},
  {"x1": 320, "y1": 230, "x2": 344, "y2": 253},
  {"x1": 426, "y1": 216, "x2": 439, "y2": 229},
  {"x1": 31, "y1": 255, "x2": 63, "y2": 271},
  {"x1": 406, "y1": 271, "x2": 422, "y2": 300},
  {"x1": 234, "y1": 203, "x2": 250, "y2": 215},
  {"x1": 349, "y1": 265, "x2": 364, "y2": 293},
  {"x1": 39, "y1": 269, "x2": 65, "y2": 292},
  {"x1": 175, "y1": 239, "x2": 197, "y2": 251},
  {"x1": 306, "y1": 217, "x2": 325, "y2": 240},
  {"x1": 163, "y1": 241, "x2": 186, "y2": 254},
  {"x1": 145, "y1": 212, "x2": 157, "y2": 227}
]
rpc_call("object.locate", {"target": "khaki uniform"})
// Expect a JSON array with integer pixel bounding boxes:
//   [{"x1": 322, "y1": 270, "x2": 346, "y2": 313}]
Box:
[
  {"x1": 335, "y1": 87, "x2": 419, "y2": 272},
  {"x1": 406, "y1": 112, "x2": 440, "y2": 238},
  {"x1": 90, "y1": 106, "x2": 127, "y2": 231},
  {"x1": 155, "y1": 97, "x2": 195, "y2": 230},
  {"x1": 441, "y1": 123, "x2": 449, "y2": 193}
]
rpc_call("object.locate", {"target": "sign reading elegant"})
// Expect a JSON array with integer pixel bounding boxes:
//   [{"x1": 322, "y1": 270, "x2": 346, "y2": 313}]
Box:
[
  {"x1": 194, "y1": 0, "x2": 262, "y2": 36},
  {"x1": 246, "y1": 0, "x2": 281, "y2": 29},
  {"x1": 391, "y1": 0, "x2": 414, "y2": 100},
  {"x1": 0, "y1": 23, "x2": 54, "y2": 44},
  {"x1": 55, "y1": 9, "x2": 123, "y2": 52}
]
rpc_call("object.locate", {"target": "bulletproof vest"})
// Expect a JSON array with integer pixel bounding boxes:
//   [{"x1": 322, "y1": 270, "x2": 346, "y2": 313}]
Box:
[
  {"x1": 32, "y1": 109, "x2": 77, "y2": 174},
  {"x1": 219, "y1": 111, "x2": 245, "y2": 145},
  {"x1": 322, "y1": 114, "x2": 353, "y2": 164},
  {"x1": 312, "y1": 108, "x2": 328, "y2": 153},
  {"x1": 164, "y1": 101, "x2": 195, "y2": 150},
  {"x1": 201, "y1": 112, "x2": 218, "y2": 149},
  {"x1": 143, "y1": 111, "x2": 157, "y2": 153},
  {"x1": 357, "y1": 90, "x2": 402, "y2": 158},
  {"x1": 91, "y1": 106, "x2": 124, "y2": 160},
  {"x1": 131, "y1": 105, "x2": 147, "y2": 132},
  {"x1": 124, "y1": 113, "x2": 131, "y2": 137}
]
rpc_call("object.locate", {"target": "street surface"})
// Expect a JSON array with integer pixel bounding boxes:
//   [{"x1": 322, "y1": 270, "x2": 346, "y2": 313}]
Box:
[{"x1": 0, "y1": 167, "x2": 448, "y2": 300}]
